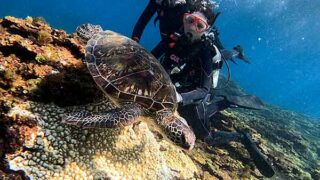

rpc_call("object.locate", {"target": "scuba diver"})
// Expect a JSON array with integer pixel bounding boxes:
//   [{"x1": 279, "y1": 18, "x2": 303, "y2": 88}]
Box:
[
  {"x1": 132, "y1": 0, "x2": 275, "y2": 178},
  {"x1": 131, "y1": 0, "x2": 248, "y2": 63}
]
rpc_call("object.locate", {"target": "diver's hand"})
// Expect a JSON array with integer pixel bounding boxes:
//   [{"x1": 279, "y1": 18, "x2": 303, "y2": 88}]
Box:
[
  {"x1": 176, "y1": 92, "x2": 183, "y2": 103},
  {"x1": 202, "y1": 31, "x2": 215, "y2": 47},
  {"x1": 206, "y1": 31, "x2": 215, "y2": 42}
]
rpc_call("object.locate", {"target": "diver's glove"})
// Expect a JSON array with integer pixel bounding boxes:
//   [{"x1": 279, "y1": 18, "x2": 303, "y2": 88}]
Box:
[
  {"x1": 205, "y1": 31, "x2": 215, "y2": 43},
  {"x1": 202, "y1": 31, "x2": 216, "y2": 49}
]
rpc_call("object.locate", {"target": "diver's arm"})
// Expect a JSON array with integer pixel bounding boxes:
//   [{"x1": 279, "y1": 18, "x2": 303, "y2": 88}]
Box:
[
  {"x1": 151, "y1": 40, "x2": 167, "y2": 59},
  {"x1": 131, "y1": 0, "x2": 157, "y2": 42},
  {"x1": 180, "y1": 73, "x2": 212, "y2": 106},
  {"x1": 180, "y1": 49, "x2": 214, "y2": 105},
  {"x1": 180, "y1": 88, "x2": 209, "y2": 105}
]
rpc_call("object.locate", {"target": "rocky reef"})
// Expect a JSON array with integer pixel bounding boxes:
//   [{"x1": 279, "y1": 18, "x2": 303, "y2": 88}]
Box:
[{"x1": 0, "y1": 16, "x2": 319, "y2": 180}]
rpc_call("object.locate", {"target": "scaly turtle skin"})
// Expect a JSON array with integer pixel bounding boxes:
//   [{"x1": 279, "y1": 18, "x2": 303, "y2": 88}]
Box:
[{"x1": 63, "y1": 24, "x2": 195, "y2": 149}]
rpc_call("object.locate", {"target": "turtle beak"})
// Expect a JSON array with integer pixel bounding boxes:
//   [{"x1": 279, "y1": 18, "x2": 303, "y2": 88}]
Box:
[{"x1": 181, "y1": 129, "x2": 196, "y2": 150}]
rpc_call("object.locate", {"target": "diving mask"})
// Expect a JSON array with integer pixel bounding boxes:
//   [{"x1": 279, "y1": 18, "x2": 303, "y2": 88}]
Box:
[{"x1": 183, "y1": 12, "x2": 209, "y2": 33}]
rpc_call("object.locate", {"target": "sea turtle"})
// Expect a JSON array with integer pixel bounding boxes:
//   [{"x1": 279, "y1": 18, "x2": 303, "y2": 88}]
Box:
[{"x1": 62, "y1": 24, "x2": 196, "y2": 149}]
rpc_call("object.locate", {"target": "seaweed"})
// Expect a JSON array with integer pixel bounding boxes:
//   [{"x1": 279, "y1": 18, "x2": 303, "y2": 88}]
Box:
[
  {"x1": 37, "y1": 30, "x2": 52, "y2": 45},
  {"x1": 32, "y1": 16, "x2": 48, "y2": 26}
]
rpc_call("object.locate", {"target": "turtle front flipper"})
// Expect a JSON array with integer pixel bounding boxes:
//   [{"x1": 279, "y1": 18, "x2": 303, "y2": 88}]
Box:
[
  {"x1": 62, "y1": 103, "x2": 142, "y2": 128},
  {"x1": 156, "y1": 110, "x2": 196, "y2": 150}
]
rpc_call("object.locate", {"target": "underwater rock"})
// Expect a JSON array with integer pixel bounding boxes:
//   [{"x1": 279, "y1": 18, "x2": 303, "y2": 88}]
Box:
[{"x1": 0, "y1": 16, "x2": 319, "y2": 179}]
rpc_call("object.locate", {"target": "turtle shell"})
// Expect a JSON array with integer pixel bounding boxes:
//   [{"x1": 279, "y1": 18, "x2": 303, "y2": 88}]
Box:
[{"x1": 85, "y1": 31, "x2": 177, "y2": 111}]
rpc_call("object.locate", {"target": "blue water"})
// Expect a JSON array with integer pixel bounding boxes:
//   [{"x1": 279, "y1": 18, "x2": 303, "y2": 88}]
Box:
[{"x1": 1, "y1": 0, "x2": 320, "y2": 118}]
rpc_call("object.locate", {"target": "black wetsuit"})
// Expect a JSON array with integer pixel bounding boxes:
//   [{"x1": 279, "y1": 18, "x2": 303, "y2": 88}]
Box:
[
  {"x1": 161, "y1": 39, "x2": 213, "y2": 105},
  {"x1": 160, "y1": 37, "x2": 230, "y2": 138},
  {"x1": 132, "y1": 0, "x2": 186, "y2": 41}
]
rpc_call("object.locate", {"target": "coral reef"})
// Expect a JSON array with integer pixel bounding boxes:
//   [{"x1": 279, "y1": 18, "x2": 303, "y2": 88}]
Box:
[
  {"x1": 0, "y1": 16, "x2": 319, "y2": 179},
  {"x1": 7, "y1": 102, "x2": 197, "y2": 179}
]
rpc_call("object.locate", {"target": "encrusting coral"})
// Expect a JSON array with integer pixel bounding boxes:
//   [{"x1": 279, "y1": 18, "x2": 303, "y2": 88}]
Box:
[
  {"x1": 0, "y1": 16, "x2": 319, "y2": 180},
  {"x1": 7, "y1": 101, "x2": 198, "y2": 179}
]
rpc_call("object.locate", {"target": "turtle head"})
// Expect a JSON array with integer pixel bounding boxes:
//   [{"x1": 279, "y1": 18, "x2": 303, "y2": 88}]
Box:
[
  {"x1": 178, "y1": 121, "x2": 196, "y2": 150},
  {"x1": 76, "y1": 23, "x2": 103, "y2": 42},
  {"x1": 160, "y1": 112, "x2": 196, "y2": 150}
]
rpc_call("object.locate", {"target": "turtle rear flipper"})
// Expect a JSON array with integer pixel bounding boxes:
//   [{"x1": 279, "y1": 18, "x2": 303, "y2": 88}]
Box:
[{"x1": 62, "y1": 103, "x2": 142, "y2": 128}]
